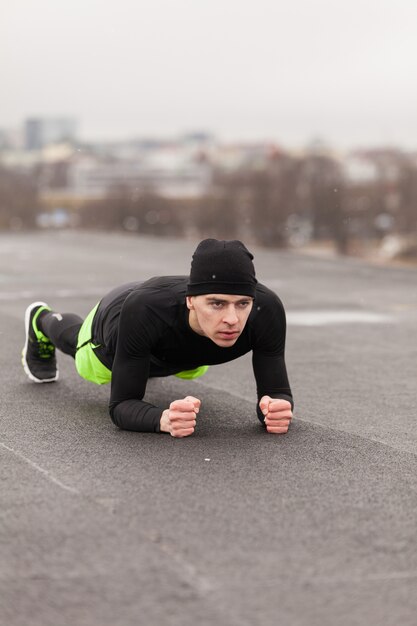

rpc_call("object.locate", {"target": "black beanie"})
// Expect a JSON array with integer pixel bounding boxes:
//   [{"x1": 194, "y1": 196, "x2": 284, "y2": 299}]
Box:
[{"x1": 186, "y1": 239, "x2": 257, "y2": 297}]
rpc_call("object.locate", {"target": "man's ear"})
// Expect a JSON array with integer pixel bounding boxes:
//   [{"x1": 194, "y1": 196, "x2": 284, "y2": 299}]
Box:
[{"x1": 186, "y1": 296, "x2": 194, "y2": 310}]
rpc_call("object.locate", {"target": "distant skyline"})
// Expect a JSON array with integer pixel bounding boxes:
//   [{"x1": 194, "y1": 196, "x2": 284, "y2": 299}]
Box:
[{"x1": 1, "y1": 0, "x2": 417, "y2": 151}]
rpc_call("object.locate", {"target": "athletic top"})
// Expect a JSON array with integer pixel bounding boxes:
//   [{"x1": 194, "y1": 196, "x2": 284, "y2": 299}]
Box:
[{"x1": 92, "y1": 276, "x2": 293, "y2": 433}]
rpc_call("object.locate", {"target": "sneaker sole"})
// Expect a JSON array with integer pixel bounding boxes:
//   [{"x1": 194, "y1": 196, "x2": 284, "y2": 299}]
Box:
[{"x1": 22, "y1": 301, "x2": 59, "y2": 383}]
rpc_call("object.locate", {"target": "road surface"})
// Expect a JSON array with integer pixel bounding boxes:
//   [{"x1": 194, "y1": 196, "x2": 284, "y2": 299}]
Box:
[{"x1": 1, "y1": 231, "x2": 416, "y2": 626}]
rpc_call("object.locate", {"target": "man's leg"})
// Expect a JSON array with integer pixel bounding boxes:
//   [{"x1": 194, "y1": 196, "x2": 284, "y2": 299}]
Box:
[
  {"x1": 22, "y1": 302, "x2": 83, "y2": 383},
  {"x1": 39, "y1": 309, "x2": 82, "y2": 358}
]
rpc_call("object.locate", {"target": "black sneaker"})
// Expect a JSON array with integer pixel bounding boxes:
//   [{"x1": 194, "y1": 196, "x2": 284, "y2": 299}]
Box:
[{"x1": 22, "y1": 302, "x2": 59, "y2": 383}]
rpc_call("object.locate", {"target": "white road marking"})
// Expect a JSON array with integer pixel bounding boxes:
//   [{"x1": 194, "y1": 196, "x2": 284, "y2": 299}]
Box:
[
  {"x1": 0, "y1": 441, "x2": 80, "y2": 495},
  {"x1": 287, "y1": 310, "x2": 393, "y2": 325}
]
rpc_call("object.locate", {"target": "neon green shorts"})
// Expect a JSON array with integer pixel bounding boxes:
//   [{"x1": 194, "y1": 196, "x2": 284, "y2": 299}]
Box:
[
  {"x1": 75, "y1": 303, "x2": 111, "y2": 384},
  {"x1": 75, "y1": 303, "x2": 209, "y2": 385}
]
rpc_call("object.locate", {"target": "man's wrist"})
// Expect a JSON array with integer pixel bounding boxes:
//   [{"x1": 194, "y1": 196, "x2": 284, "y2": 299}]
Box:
[{"x1": 160, "y1": 409, "x2": 170, "y2": 433}]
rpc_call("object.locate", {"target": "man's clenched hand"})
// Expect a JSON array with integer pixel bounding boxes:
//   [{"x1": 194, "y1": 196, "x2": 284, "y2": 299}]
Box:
[
  {"x1": 160, "y1": 395, "x2": 201, "y2": 437},
  {"x1": 259, "y1": 396, "x2": 293, "y2": 434}
]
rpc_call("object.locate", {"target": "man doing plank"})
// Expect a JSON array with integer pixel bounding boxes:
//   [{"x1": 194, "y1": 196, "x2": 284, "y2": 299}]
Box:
[{"x1": 22, "y1": 239, "x2": 293, "y2": 437}]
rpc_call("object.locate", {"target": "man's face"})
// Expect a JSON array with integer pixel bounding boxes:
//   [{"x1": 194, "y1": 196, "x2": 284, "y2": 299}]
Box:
[{"x1": 186, "y1": 294, "x2": 254, "y2": 347}]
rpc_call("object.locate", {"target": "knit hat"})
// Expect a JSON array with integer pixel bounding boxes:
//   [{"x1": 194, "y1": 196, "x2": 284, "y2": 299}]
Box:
[{"x1": 186, "y1": 239, "x2": 257, "y2": 297}]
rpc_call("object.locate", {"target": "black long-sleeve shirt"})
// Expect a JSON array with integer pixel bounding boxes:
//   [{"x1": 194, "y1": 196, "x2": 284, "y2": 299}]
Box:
[{"x1": 91, "y1": 276, "x2": 293, "y2": 432}]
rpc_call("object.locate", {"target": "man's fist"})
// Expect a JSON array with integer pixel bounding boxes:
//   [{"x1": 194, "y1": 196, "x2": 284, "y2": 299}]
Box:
[
  {"x1": 160, "y1": 395, "x2": 201, "y2": 438},
  {"x1": 259, "y1": 396, "x2": 293, "y2": 434}
]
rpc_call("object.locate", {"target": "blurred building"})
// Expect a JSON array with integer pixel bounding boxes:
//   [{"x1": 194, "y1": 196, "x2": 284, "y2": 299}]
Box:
[
  {"x1": 66, "y1": 144, "x2": 212, "y2": 200},
  {"x1": 25, "y1": 117, "x2": 77, "y2": 150}
]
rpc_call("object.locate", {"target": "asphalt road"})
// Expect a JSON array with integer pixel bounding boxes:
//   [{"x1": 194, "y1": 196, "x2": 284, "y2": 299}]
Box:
[{"x1": 1, "y1": 231, "x2": 417, "y2": 626}]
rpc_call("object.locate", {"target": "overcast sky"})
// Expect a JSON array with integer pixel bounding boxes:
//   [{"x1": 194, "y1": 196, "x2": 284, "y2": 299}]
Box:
[{"x1": 1, "y1": 0, "x2": 416, "y2": 150}]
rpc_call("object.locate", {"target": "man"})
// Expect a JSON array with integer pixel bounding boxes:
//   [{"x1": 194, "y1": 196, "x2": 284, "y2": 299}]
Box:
[{"x1": 22, "y1": 239, "x2": 293, "y2": 437}]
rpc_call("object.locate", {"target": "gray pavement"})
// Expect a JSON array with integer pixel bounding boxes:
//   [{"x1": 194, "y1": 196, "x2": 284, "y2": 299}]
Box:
[{"x1": 1, "y1": 230, "x2": 417, "y2": 626}]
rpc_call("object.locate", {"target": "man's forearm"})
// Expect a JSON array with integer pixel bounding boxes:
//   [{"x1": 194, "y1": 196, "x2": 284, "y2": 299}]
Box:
[{"x1": 109, "y1": 398, "x2": 162, "y2": 432}]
